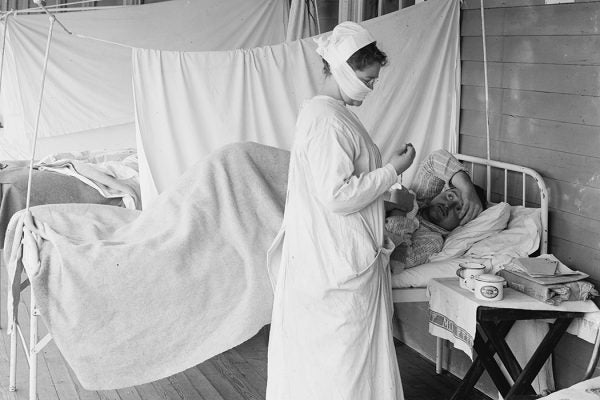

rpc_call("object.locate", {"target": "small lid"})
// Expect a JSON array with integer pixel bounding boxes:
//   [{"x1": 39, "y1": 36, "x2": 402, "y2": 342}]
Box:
[
  {"x1": 459, "y1": 262, "x2": 485, "y2": 269},
  {"x1": 475, "y1": 274, "x2": 506, "y2": 283}
]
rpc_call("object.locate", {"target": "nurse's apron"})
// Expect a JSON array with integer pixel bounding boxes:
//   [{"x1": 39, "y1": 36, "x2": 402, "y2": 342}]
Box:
[{"x1": 266, "y1": 207, "x2": 403, "y2": 400}]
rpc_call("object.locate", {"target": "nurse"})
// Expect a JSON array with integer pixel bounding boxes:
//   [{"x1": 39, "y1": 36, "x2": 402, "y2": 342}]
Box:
[{"x1": 266, "y1": 21, "x2": 414, "y2": 400}]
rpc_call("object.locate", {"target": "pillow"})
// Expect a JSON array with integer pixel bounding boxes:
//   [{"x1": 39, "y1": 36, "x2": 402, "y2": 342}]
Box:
[
  {"x1": 466, "y1": 206, "x2": 542, "y2": 258},
  {"x1": 428, "y1": 202, "x2": 511, "y2": 262}
]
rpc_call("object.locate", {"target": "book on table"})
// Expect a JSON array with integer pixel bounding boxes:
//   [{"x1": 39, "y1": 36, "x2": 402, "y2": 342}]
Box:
[{"x1": 509, "y1": 257, "x2": 588, "y2": 285}]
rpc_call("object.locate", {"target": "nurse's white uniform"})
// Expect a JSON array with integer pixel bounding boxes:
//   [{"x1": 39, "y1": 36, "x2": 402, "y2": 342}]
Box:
[{"x1": 267, "y1": 95, "x2": 404, "y2": 400}]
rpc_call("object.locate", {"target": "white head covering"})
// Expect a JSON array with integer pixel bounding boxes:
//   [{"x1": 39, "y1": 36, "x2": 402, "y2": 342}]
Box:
[{"x1": 314, "y1": 21, "x2": 376, "y2": 102}]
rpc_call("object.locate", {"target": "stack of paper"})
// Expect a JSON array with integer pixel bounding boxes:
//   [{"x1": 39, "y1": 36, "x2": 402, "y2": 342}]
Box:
[{"x1": 509, "y1": 257, "x2": 588, "y2": 285}]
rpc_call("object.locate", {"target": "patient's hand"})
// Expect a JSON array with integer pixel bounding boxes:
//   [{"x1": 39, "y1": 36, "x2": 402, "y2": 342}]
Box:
[
  {"x1": 459, "y1": 188, "x2": 483, "y2": 225},
  {"x1": 450, "y1": 170, "x2": 484, "y2": 225}
]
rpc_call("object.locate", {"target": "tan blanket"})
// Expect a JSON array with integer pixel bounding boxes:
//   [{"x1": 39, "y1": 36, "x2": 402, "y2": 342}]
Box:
[{"x1": 4, "y1": 142, "x2": 289, "y2": 390}]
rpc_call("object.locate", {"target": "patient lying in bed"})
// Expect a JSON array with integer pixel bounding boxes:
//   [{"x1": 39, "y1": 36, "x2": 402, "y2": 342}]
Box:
[{"x1": 384, "y1": 149, "x2": 485, "y2": 271}]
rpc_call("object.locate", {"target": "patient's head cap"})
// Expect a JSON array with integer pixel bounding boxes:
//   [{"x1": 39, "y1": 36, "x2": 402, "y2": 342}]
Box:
[{"x1": 314, "y1": 22, "x2": 375, "y2": 68}]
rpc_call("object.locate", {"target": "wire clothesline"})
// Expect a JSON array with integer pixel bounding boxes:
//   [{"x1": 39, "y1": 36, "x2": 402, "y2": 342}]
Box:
[
  {"x1": 0, "y1": 1, "x2": 146, "y2": 48},
  {"x1": 479, "y1": 0, "x2": 492, "y2": 202},
  {"x1": 1, "y1": 0, "x2": 128, "y2": 15}
]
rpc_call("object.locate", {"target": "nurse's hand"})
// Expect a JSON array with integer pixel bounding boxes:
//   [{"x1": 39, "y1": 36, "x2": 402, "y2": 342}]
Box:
[{"x1": 389, "y1": 144, "x2": 416, "y2": 174}]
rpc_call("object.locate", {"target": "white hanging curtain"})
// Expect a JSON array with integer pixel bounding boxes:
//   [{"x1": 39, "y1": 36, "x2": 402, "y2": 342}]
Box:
[
  {"x1": 286, "y1": 0, "x2": 320, "y2": 41},
  {"x1": 133, "y1": 0, "x2": 461, "y2": 206},
  {"x1": 0, "y1": 0, "x2": 288, "y2": 159}
]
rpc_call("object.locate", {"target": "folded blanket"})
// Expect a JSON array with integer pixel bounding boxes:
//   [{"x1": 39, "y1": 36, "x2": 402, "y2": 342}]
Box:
[
  {"x1": 5, "y1": 142, "x2": 289, "y2": 390},
  {"x1": 0, "y1": 165, "x2": 124, "y2": 248},
  {"x1": 35, "y1": 149, "x2": 140, "y2": 209}
]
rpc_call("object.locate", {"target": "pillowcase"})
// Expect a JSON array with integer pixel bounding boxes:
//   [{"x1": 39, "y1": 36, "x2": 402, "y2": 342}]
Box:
[
  {"x1": 428, "y1": 202, "x2": 511, "y2": 262},
  {"x1": 466, "y1": 206, "x2": 541, "y2": 258}
]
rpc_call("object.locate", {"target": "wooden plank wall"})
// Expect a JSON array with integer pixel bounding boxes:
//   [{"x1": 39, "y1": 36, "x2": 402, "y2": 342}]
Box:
[
  {"x1": 460, "y1": 0, "x2": 600, "y2": 278},
  {"x1": 460, "y1": 0, "x2": 600, "y2": 389}
]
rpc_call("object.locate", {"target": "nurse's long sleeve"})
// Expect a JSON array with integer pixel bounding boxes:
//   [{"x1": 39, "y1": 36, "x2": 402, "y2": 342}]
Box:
[{"x1": 305, "y1": 125, "x2": 397, "y2": 215}]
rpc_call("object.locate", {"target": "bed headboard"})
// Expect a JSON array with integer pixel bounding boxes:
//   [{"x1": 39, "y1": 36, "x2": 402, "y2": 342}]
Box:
[{"x1": 453, "y1": 153, "x2": 549, "y2": 255}]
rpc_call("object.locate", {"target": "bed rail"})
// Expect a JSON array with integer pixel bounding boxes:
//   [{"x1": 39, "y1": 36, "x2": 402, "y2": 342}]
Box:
[{"x1": 454, "y1": 154, "x2": 549, "y2": 255}]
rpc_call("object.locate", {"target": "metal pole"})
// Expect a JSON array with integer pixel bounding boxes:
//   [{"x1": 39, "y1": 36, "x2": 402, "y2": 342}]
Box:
[{"x1": 29, "y1": 290, "x2": 38, "y2": 400}]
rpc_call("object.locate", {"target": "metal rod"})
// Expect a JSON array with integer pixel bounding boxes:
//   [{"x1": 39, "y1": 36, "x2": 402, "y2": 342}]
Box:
[
  {"x1": 9, "y1": 319, "x2": 17, "y2": 391},
  {"x1": 504, "y1": 169, "x2": 507, "y2": 203},
  {"x1": 29, "y1": 290, "x2": 38, "y2": 400},
  {"x1": 17, "y1": 324, "x2": 30, "y2": 364},
  {"x1": 25, "y1": 16, "x2": 54, "y2": 211},
  {"x1": 522, "y1": 172, "x2": 526, "y2": 206},
  {"x1": 33, "y1": 0, "x2": 72, "y2": 34}
]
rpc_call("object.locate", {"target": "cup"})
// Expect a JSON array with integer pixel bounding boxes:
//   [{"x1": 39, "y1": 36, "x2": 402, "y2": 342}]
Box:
[
  {"x1": 456, "y1": 262, "x2": 486, "y2": 291},
  {"x1": 474, "y1": 274, "x2": 506, "y2": 301}
]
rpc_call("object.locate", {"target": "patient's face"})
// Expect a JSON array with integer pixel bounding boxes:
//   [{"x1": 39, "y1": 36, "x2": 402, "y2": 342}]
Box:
[{"x1": 422, "y1": 188, "x2": 463, "y2": 231}]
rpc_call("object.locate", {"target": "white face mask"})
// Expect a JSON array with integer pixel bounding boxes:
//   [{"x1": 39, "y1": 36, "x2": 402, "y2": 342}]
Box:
[
  {"x1": 330, "y1": 62, "x2": 372, "y2": 102},
  {"x1": 314, "y1": 21, "x2": 376, "y2": 102}
]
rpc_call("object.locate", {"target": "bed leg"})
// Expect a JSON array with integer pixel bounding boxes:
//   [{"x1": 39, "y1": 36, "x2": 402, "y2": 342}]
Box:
[
  {"x1": 435, "y1": 337, "x2": 445, "y2": 374},
  {"x1": 29, "y1": 292, "x2": 38, "y2": 400},
  {"x1": 9, "y1": 318, "x2": 17, "y2": 391}
]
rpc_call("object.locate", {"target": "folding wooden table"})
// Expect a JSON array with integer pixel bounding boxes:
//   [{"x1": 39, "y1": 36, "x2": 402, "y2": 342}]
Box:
[
  {"x1": 450, "y1": 306, "x2": 583, "y2": 399},
  {"x1": 426, "y1": 278, "x2": 598, "y2": 400}
]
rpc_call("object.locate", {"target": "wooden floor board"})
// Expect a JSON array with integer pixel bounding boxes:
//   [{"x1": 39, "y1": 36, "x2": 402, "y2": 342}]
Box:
[
  {"x1": 151, "y1": 378, "x2": 184, "y2": 400},
  {"x1": 214, "y1": 349, "x2": 267, "y2": 399},
  {"x1": 182, "y1": 367, "x2": 222, "y2": 400},
  {"x1": 195, "y1": 359, "x2": 247, "y2": 400},
  {"x1": 132, "y1": 382, "x2": 165, "y2": 400},
  {"x1": 115, "y1": 386, "x2": 142, "y2": 400},
  {"x1": 217, "y1": 351, "x2": 265, "y2": 398},
  {"x1": 64, "y1": 367, "x2": 100, "y2": 400},
  {"x1": 165, "y1": 373, "x2": 202, "y2": 400},
  {"x1": 231, "y1": 332, "x2": 268, "y2": 382},
  {"x1": 42, "y1": 342, "x2": 81, "y2": 400}
]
